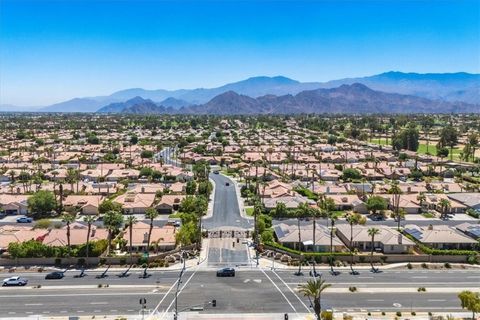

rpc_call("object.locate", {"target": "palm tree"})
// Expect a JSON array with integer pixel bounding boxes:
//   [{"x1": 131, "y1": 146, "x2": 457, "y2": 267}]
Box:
[
  {"x1": 345, "y1": 212, "x2": 366, "y2": 274},
  {"x1": 417, "y1": 193, "x2": 426, "y2": 213},
  {"x1": 438, "y1": 198, "x2": 451, "y2": 220},
  {"x1": 298, "y1": 279, "x2": 332, "y2": 320},
  {"x1": 388, "y1": 182, "x2": 403, "y2": 230},
  {"x1": 319, "y1": 196, "x2": 337, "y2": 274},
  {"x1": 83, "y1": 215, "x2": 96, "y2": 268},
  {"x1": 126, "y1": 215, "x2": 138, "y2": 264},
  {"x1": 145, "y1": 207, "x2": 159, "y2": 252},
  {"x1": 367, "y1": 227, "x2": 380, "y2": 272},
  {"x1": 103, "y1": 210, "x2": 124, "y2": 256},
  {"x1": 61, "y1": 213, "x2": 75, "y2": 255},
  {"x1": 294, "y1": 203, "x2": 310, "y2": 275}
]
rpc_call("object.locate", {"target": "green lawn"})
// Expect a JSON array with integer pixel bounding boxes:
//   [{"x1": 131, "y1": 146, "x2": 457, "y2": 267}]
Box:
[
  {"x1": 245, "y1": 207, "x2": 254, "y2": 216},
  {"x1": 370, "y1": 138, "x2": 464, "y2": 161},
  {"x1": 168, "y1": 212, "x2": 183, "y2": 218},
  {"x1": 370, "y1": 138, "x2": 389, "y2": 146}
]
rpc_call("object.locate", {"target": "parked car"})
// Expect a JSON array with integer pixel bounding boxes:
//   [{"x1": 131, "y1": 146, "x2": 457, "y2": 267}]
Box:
[
  {"x1": 45, "y1": 271, "x2": 64, "y2": 280},
  {"x1": 2, "y1": 276, "x2": 28, "y2": 286},
  {"x1": 216, "y1": 267, "x2": 235, "y2": 277},
  {"x1": 16, "y1": 216, "x2": 32, "y2": 223},
  {"x1": 369, "y1": 215, "x2": 384, "y2": 221}
]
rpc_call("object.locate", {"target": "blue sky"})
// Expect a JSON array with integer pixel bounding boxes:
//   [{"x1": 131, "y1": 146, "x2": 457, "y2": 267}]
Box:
[{"x1": 1, "y1": 0, "x2": 479, "y2": 106}]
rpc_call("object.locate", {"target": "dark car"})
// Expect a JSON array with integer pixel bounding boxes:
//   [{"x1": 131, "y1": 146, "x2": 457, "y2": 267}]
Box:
[
  {"x1": 225, "y1": 182, "x2": 230, "y2": 186},
  {"x1": 216, "y1": 267, "x2": 235, "y2": 277},
  {"x1": 213, "y1": 170, "x2": 219, "y2": 174},
  {"x1": 369, "y1": 215, "x2": 384, "y2": 221},
  {"x1": 45, "y1": 271, "x2": 64, "y2": 280}
]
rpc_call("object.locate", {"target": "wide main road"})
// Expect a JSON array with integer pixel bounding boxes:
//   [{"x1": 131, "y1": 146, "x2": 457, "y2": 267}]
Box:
[
  {"x1": 0, "y1": 268, "x2": 477, "y2": 316},
  {"x1": 203, "y1": 173, "x2": 252, "y2": 230}
]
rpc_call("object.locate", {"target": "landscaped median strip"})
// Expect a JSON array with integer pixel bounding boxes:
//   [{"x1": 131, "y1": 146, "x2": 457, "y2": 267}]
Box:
[{"x1": 292, "y1": 286, "x2": 475, "y2": 293}]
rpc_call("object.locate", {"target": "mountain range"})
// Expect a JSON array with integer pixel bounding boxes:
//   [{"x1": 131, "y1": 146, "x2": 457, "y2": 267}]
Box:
[
  {"x1": 1, "y1": 72, "x2": 479, "y2": 113},
  {"x1": 97, "y1": 83, "x2": 478, "y2": 115}
]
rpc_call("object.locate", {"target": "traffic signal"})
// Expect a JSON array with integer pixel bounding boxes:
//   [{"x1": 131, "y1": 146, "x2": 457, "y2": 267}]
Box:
[{"x1": 212, "y1": 299, "x2": 216, "y2": 307}]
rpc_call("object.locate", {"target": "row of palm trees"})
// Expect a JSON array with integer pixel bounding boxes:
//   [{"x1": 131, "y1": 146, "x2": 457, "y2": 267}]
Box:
[
  {"x1": 284, "y1": 195, "x2": 382, "y2": 276},
  {"x1": 60, "y1": 206, "x2": 161, "y2": 266}
]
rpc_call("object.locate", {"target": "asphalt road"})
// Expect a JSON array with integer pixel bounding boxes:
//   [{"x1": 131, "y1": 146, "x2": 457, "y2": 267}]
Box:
[
  {"x1": 1, "y1": 268, "x2": 478, "y2": 316},
  {"x1": 202, "y1": 173, "x2": 252, "y2": 230}
]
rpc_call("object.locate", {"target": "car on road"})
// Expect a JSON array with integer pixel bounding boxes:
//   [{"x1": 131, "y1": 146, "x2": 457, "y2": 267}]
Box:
[
  {"x1": 216, "y1": 267, "x2": 235, "y2": 277},
  {"x1": 225, "y1": 182, "x2": 230, "y2": 186},
  {"x1": 2, "y1": 276, "x2": 28, "y2": 286},
  {"x1": 45, "y1": 271, "x2": 64, "y2": 280},
  {"x1": 16, "y1": 216, "x2": 32, "y2": 223},
  {"x1": 369, "y1": 215, "x2": 384, "y2": 221},
  {"x1": 213, "y1": 170, "x2": 219, "y2": 174}
]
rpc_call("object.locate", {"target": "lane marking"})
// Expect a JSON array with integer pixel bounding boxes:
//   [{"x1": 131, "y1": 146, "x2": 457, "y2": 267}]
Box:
[
  {"x1": 271, "y1": 269, "x2": 311, "y2": 314},
  {"x1": 428, "y1": 299, "x2": 446, "y2": 302},
  {"x1": 90, "y1": 302, "x2": 108, "y2": 305},
  {"x1": 367, "y1": 299, "x2": 385, "y2": 302},
  {"x1": 24, "y1": 303, "x2": 43, "y2": 306},
  {"x1": 160, "y1": 269, "x2": 198, "y2": 319},
  {"x1": 260, "y1": 268, "x2": 297, "y2": 313},
  {"x1": 149, "y1": 278, "x2": 180, "y2": 316}
]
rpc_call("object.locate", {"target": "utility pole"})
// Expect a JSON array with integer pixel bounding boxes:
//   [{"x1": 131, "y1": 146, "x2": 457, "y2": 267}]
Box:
[{"x1": 174, "y1": 251, "x2": 186, "y2": 320}]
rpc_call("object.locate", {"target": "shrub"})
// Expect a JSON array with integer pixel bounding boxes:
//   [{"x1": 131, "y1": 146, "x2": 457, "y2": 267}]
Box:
[
  {"x1": 407, "y1": 262, "x2": 413, "y2": 269},
  {"x1": 34, "y1": 219, "x2": 52, "y2": 229},
  {"x1": 320, "y1": 311, "x2": 333, "y2": 320},
  {"x1": 348, "y1": 286, "x2": 357, "y2": 292},
  {"x1": 444, "y1": 262, "x2": 451, "y2": 269},
  {"x1": 381, "y1": 312, "x2": 386, "y2": 315},
  {"x1": 99, "y1": 258, "x2": 107, "y2": 265},
  {"x1": 119, "y1": 258, "x2": 127, "y2": 266},
  {"x1": 417, "y1": 287, "x2": 426, "y2": 292},
  {"x1": 77, "y1": 258, "x2": 86, "y2": 266},
  {"x1": 421, "y1": 262, "x2": 428, "y2": 269},
  {"x1": 396, "y1": 311, "x2": 402, "y2": 316},
  {"x1": 411, "y1": 311, "x2": 416, "y2": 315}
]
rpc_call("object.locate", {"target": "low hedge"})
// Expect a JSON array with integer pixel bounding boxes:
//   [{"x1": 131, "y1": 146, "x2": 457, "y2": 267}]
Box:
[
  {"x1": 264, "y1": 241, "x2": 351, "y2": 257},
  {"x1": 403, "y1": 233, "x2": 479, "y2": 256}
]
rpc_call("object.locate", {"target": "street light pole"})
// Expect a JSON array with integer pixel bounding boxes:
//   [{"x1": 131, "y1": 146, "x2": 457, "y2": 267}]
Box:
[{"x1": 174, "y1": 251, "x2": 186, "y2": 320}]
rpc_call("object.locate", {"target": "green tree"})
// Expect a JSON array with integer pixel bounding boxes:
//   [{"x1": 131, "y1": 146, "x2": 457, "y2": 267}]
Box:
[
  {"x1": 458, "y1": 290, "x2": 480, "y2": 319},
  {"x1": 388, "y1": 182, "x2": 403, "y2": 230},
  {"x1": 185, "y1": 180, "x2": 197, "y2": 195},
  {"x1": 125, "y1": 215, "x2": 137, "y2": 264},
  {"x1": 83, "y1": 215, "x2": 96, "y2": 267},
  {"x1": 341, "y1": 168, "x2": 362, "y2": 181},
  {"x1": 130, "y1": 135, "x2": 138, "y2": 145},
  {"x1": 27, "y1": 190, "x2": 56, "y2": 219},
  {"x1": 392, "y1": 123, "x2": 419, "y2": 151},
  {"x1": 103, "y1": 210, "x2": 124, "y2": 256},
  {"x1": 298, "y1": 279, "x2": 332, "y2": 320},
  {"x1": 438, "y1": 124, "x2": 458, "y2": 160},
  {"x1": 61, "y1": 213, "x2": 75, "y2": 255},
  {"x1": 438, "y1": 198, "x2": 451, "y2": 220},
  {"x1": 98, "y1": 199, "x2": 122, "y2": 214},
  {"x1": 366, "y1": 196, "x2": 387, "y2": 216},
  {"x1": 145, "y1": 207, "x2": 159, "y2": 250},
  {"x1": 345, "y1": 212, "x2": 366, "y2": 274},
  {"x1": 368, "y1": 227, "x2": 380, "y2": 272}
]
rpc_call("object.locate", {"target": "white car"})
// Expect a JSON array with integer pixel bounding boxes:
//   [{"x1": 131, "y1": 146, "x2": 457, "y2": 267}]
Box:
[{"x1": 2, "y1": 276, "x2": 28, "y2": 286}]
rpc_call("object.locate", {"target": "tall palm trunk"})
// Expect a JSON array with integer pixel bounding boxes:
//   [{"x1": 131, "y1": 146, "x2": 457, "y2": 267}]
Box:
[
  {"x1": 312, "y1": 216, "x2": 316, "y2": 275},
  {"x1": 349, "y1": 222, "x2": 355, "y2": 273},
  {"x1": 129, "y1": 224, "x2": 133, "y2": 265},
  {"x1": 370, "y1": 235, "x2": 375, "y2": 271},
  {"x1": 329, "y1": 219, "x2": 334, "y2": 273},
  {"x1": 66, "y1": 222, "x2": 71, "y2": 255},
  {"x1": 297, "y1": 217, "x2": 302, "y2": 275},
  {"x1": 86, "y1": 223, "x2": 91, "y2": 268},
  {"x1": 147, "y1": 218, "x2": 154, "y2": 251}
]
